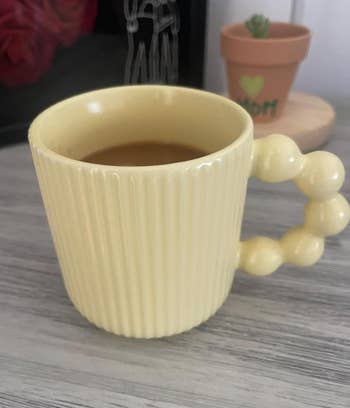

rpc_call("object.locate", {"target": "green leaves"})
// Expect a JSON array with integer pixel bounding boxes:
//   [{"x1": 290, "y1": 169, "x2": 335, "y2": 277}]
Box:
[{"x1": 245, "y1": 14, "x2": 270, "y2": 38}]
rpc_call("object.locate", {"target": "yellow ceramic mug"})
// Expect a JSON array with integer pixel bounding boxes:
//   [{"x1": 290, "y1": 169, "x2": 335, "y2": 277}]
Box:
[{"x1": 29, "y1": 86, "x2": 349, "y2": 338}]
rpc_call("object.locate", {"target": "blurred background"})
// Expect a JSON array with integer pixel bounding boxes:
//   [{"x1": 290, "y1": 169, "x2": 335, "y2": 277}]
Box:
[
  {"x1": 205, "y1": 0, "x2": 350, "y2": 109},
  {"x1": 0, "y1": 0, "x2": 349, "y2": 146},
  {"x1": 0, "y1": 0, "x2": 207, "y2": 146}
]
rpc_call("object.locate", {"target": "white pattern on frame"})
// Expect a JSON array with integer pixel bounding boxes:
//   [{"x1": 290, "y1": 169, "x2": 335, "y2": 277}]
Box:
[{"x1": 124, "y1": 0, "x2": 180, "y2": 84}]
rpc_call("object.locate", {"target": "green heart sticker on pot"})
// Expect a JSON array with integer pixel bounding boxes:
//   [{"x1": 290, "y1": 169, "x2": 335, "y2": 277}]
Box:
[{"x1": 239, "y1": 75, "x2": 264, "y2": 98}]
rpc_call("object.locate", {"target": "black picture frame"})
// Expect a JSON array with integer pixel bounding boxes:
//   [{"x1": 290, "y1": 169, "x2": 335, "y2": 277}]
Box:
[
  {"x1": 96, "y1": 0, "x2": 208, "y2": 88},
  {"x1": 178, "y1": 0, "x2": 208, "y2": 88}
]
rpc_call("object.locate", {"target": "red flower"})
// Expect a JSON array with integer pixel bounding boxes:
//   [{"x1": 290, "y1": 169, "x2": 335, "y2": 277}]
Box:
[
  {"x1": 0, "y1": 0, "x2": 97, "y2": 87},
  {"x1": 43, "y1": 0, "x2": 97, "y2": 46},
  {"x1": 0, "y1": 1, "x2": 56, "y2": 87}
]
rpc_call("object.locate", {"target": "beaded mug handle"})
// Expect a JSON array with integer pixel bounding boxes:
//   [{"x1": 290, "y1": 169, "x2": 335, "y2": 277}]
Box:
[{"x1": 239, "y1": 134, "x2": 350, "y2": 276}]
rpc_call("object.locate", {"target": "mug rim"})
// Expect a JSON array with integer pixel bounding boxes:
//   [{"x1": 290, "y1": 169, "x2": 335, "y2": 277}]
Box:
[{"x1": 29, "y1": 85, "x2": 253, "y2": 172}]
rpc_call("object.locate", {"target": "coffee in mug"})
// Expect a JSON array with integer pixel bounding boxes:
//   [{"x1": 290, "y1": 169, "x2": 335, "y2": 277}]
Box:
[{"x1": 82, "y1": 141, "x2": 207, "y2": 166}]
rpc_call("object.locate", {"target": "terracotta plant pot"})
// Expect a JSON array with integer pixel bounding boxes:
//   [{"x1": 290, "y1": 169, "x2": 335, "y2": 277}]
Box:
[{"x1": 221, "y1": 22, "x2": 311, "y2": 122}]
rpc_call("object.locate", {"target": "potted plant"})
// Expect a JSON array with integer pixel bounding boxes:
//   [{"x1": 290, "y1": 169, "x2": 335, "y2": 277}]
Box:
[{"x1": 221, "y1": 15, "x2": 311, "y2": 122}]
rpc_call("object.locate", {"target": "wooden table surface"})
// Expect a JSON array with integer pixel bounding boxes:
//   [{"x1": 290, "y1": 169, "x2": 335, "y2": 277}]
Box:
[{"x1": 1, "y1": 116, "x2": 350, "y2": 408}]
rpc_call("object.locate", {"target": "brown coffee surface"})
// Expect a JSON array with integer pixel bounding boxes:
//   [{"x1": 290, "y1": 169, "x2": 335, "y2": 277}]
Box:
[{"x1": 82, "y1": 141, "x2": 207, "y2": 166}]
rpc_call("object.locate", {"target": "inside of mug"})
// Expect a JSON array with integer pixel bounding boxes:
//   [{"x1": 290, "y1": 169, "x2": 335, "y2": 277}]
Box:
[{"x1": 30, "y1": 86, "x2": 250, "y2": 162}]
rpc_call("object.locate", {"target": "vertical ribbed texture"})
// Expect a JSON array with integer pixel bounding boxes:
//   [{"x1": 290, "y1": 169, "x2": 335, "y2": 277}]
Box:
[{"x1": 31, "y1": 139, "x2": 252, "y2": 338}]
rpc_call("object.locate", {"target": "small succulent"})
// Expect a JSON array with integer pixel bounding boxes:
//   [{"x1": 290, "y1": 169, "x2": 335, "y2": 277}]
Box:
[{"x1": 245, "y1": 14, "x2": 269, "y2": 38}]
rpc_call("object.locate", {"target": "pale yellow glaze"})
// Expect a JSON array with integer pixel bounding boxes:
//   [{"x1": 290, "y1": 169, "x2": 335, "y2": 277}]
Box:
[
  {"x1": 29, "y1": 87, "x2": 349, "y2": 337},
  {"x1": 240, "y1": 134, "x2": 349, "y2": 276}
]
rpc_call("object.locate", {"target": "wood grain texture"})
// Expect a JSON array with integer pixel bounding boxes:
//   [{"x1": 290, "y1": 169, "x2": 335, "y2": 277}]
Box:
[
  {"x1": 255, "y1": 92, "x2": 335, "y2": 152},
  {"x1": 0, "y1": 115, "x2": 349, "y2": 407}
]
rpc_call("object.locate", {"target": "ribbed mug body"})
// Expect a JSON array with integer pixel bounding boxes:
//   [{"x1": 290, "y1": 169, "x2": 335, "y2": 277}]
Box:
[{"x1": 29, "y1": 86, "x2": 253, "y2": 338}]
